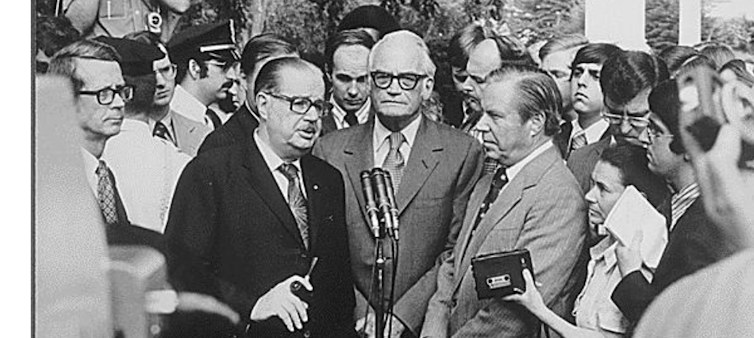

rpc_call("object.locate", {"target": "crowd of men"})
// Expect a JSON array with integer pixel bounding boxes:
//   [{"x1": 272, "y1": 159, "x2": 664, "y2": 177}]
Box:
[{"x1": 36, "y1": 3, "x2": 754, "y2": 338}]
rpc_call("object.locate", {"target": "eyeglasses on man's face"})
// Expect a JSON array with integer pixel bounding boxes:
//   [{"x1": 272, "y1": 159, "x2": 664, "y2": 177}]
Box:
[
  {"x1": 79, "y1": 85, "x2": 135, "y2": 105},
  {"x1": 265, "y1": 92, "x2": 332, "y2": 118},
  {"x1": 205, "y1": 60, "x2": 235, "y2": 73},
  {"x1": 370, "y1": 71, "x2": 428, "y2": 90},
  {"x1": 602, "y1": 108, "x2": 651, "y2": 128}
]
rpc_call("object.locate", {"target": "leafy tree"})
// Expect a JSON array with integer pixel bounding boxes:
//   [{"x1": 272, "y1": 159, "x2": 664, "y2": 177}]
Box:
[{"x1": 646, "y1": 0, "x2": 679, "y2": 53}]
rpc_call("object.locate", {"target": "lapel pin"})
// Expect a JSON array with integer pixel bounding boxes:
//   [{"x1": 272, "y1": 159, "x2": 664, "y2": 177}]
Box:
[{"x1": 313, "y1": 184, "x2": 319, "y2": 191}]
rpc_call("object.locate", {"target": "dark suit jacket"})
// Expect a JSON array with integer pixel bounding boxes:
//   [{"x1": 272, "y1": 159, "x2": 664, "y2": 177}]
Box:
[
  {"x1": 198, "y1": 103, "x2": 259, "y2": 154},
  {"x1": 312, "y1": 115, "x2": 484, "y2": 335},
  {"x1": 165, "y1": 138, "x2": 356, "y2": 338},
  {"x1": 422, "y1": 145, "x2": 588, "y2": 338},
  {"x1": 611, "y1": 199, "x2": 737, "y2": 323}
]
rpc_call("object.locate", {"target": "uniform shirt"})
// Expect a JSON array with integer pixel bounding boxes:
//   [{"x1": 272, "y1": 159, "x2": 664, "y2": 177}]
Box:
[
  {"x1": 170, "y1": 85, "x2": 214, "y2": 129},
  {"x1": 329, "y1": 97, "x2": 371, "y2": 130},
  {"x1": 103, "y1": 118, "x2": 191, "y2": 232},
  {"x1": 373, "y1": 113, "x2": 422, "y2": 169},
  {"x1": 253, "y1": 130, "x2": 307, "y2": 200}
]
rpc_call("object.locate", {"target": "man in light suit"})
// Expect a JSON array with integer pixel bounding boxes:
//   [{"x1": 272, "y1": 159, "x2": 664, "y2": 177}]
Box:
[
  {"x1": 165, "y1": 57, "x2": 356, "y2": 338},
  {"x1": 422, "y1": 65, "x2": 587, "y2": 338},
  {"x1": 313, "y1": 31, "x2": 484, "y2": 338}
]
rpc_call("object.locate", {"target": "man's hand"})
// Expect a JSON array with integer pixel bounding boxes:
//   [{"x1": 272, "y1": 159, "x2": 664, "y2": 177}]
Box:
[
  {"x1": 250, "y1": 275, "x2": 313, "y2": 332},
  {"x1": 355, "y1": 311, "x2": 406, "y2": 338},
  {"x1": 616, "y1": 231, "x2": 643, "y2": 277}
]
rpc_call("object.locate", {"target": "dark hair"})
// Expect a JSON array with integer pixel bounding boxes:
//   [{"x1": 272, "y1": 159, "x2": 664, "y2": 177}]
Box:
[
  {"x1": 254, "y1": 57, "x2": 320, "y2": 96},
  {"x1": 600, "y1": 51, "x2": 669, "y2": 106},
  {"x1": 599, "y1": 144, "x2": 666, "y2": 204},
  {"x1": 658, "y1": 45, "x2": 699, "y2": 76},
  {"x1": 570, "y1": 43, "x2": 623, "y2": 78},
  {"x1": 486, "y1": 65, "x2": 562, "y2": 136},
  {"x1": 699, "y1": 43, "x2": 736, "y2": 70},
  {"x1": 461, "y1": 24, "x2": 535, "y2": 68},
  {"x1": 36, "y1": 15, "x2": 80, "y2": 57},
  {"x1": 675, "y1": 54, "x2": 717, "y2": 79},
  {"x1": 720, "y1": 59, "x2": 754, "y2": 87},
  {"x1": 325, "y1": 29, "x2": 375, "y2": 74},
  {"x1": 538, "y1": 34, "x2": 589, "y2": 61},
  {"x1": 648, "y1": 80, "x2": 684, "y2": 154},
  {"x1": 240, "y1": 33, "x2": 299, "y2": 76},
  {"x1": 48, "y1": 39, "x2": 121, "y2": 93},
  {"x1": 337, "y1": 5, "x2": 400, "y2": 38},
  {"x1": 448, "y1": 23, "x2": 487, "y2": 69},
  {"x1": 173, "y1": 51, "x2": 211, "y2": 84}
]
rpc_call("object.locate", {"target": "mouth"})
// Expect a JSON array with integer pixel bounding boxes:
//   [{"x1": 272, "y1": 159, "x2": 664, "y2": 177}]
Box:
[
  {"x1": 574, "y1": 92, "x2": 588, "y2": 100},
  {"x1": 381, "y1": 100, "x2": 406, "y2": 106},
  {"x1": 297, "y1": 126, "x2": 318, "y2": 139}
]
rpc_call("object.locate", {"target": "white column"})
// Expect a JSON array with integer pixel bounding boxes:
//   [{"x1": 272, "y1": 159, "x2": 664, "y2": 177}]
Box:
[
  {"x1": 679, "y1": 0, "x2": 702, "y2": 46},
  {"x1": 585, "y1": 0, "x2": 649, "y2": 51}
]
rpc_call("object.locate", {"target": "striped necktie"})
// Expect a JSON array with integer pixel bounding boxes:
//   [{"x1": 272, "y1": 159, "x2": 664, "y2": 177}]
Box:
[
  {"x1": 279, "y1": 163, "x2": 310, "y2": 249},
  {"x1": 383, "y1": 132, "x2": 406, "y2": 189}
]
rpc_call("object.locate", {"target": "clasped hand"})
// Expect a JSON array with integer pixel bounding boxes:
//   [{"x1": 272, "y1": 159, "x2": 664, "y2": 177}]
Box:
[{"x1": 250, "y1": 275, "x2": 313, "y2": 332}]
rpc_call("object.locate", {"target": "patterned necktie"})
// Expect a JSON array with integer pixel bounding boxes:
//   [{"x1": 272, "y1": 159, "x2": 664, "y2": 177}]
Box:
[
  {"x1": 471, "y1": 167, "x2": 508, "y2": 232},
  {"x1": 344, "y1": 110, "x2": 358, "y2": 127},
  {"x1": 279, "y1": 163, "x2": 310, "y2": 249},
  {"x1": 206, "y1": 108, "x2": 222, "y2": 129},
  {"x1": 153, "y1": 121, "x2": 175, "y2": 145},
  {"x1": 383, "y1": 132, "x2": 406, "y2": 189},
  {"x1": 570, "y1": 130, "x2": 587, "y2": 153},
  {"x1": 96, "y1": 160, "x2": 120, "y2": 225}
]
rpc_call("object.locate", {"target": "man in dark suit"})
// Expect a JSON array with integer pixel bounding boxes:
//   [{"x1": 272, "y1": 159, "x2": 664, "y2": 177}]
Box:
[
  {"x1": 611, "y1": 80, "x2": 738, "y2": 325},
  {"x1": 198, "y1": 33, "x2": 299, "y2": 153},
  {"x1": 313, "y1": 31, "x2": 484, "y2": 338},
  {"x1": 421, "y1": 65, "x2": 587, "y2": 338},
  {"x1": 320, "y1": 29, "x2": 375, "y2": 136},
  {"x1": 165, "y1": 57, "x2": 356, "y2": 338},
  {"x1": 567, "y1": 51, "x2": 669, "y2": 207}
]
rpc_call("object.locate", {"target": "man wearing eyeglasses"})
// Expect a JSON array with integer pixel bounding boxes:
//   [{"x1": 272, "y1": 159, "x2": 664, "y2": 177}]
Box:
[
  {"x1": 313, "y1": 30, "x2": 484, "y2": 338},
  {"x1": 567, "y1": 51, "x2": 670, "y2": 208},
  {"x1": 165, "y1": 56, "x2": 357, "y2": 338},
  {"x1": 167, "y1": 20, "x2": 240, "y2": 131}
]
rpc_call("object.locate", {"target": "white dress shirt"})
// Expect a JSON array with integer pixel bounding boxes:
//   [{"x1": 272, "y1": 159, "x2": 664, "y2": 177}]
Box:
[
  {"x1": 148, "y1": 113, "x2": 177, "y2": 145},
  {"x1": 170, "y1": 85, "x2": 214, "y2": 129},
  {"x1": 253, "y1": 130, "x2": 307, "y2": 200},
  {"x1": 505, "y1": 140, "x2": 555, "y2": 183},
  {"x1": 102, "y1": 119, "x2": 191, "y2": 233},
  {"x1": 330, "y1": 97, "x2": 371, "y2": 130},
  {"x1": 373, "y1": 114, "x2": 422, "y2": 168},
  {"x1": 571, "y1": 118, "x2": 609, "y2": 145}
]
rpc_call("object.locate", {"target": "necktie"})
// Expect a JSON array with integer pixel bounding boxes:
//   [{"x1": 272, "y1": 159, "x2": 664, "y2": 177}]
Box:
[
  {"x1": 96, "y1": 160, "x2": 120, "y2": 225},
  {"x1": 206, "y1": 108, "x2": 222, "y2": 129},
  {"x1": 471, "y1": 167, "x2": 508, "y2": 232},
  {"x1": 570, "y1": 130, "x2": 587, "y2": 154},
  {"x1": 344, "y1": 110, "x2": 359, "y2": 127},
  {"x1": 279, "y1": 163, "x2": 310, "y2": 249},
  {"x1": 383, "y1": 132, "x2": 406, "y2": 189},
  {"x1": 153, "y1": 121, "x2": 175, "y2": 145}
]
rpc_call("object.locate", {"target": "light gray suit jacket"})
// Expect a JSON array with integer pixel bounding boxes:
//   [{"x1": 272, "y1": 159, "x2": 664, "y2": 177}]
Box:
[
  {"x1": 172, "y1": 110, "x2": 211, "y2": 157},
  {"x1": 312, "y1": 115, "x2": 484, "y2": 335},
  {"x1": 422, "y1": 145, "x2": 587, "y2": 338}
]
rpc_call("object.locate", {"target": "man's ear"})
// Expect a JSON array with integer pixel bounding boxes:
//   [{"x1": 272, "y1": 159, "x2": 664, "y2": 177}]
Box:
[
  {"x1": 256, "y1": 92, "x2": 270, "y2": 120},
  {"x1": 421, "y1": 77, "x2": 435, "y2": 100},
  {"x1": 188, "y1": 59, "x2": 201, "y2": 80},
  {"x1": 528, "y1": 112, "x2": 545, "y2": 136}
]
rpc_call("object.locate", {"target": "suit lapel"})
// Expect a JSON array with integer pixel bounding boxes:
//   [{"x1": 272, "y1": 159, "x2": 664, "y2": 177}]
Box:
[
  {"x1": 240, "y1": 138, "x2": 303, "y2": 247},
  {"x1": 342, "y1": 122, "x2": 375, "y2": 231},
  {"x1": 454, "y1": 173, "x2": 492, "y2": 272},
  {"x1": 395, "y1": 117, "x2": 441, "y2": 215}
]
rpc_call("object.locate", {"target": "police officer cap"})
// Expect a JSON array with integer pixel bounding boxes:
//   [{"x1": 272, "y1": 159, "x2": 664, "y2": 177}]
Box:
[
  {"x1": 337, "y1": 5, "x2": 400, "y2": 38},
  {"x1": 167, "y1": 20, "x2": 240, "y2": 63},
  {"x1": 94, "y1": 36, "x2": 165, "y2": 76}
]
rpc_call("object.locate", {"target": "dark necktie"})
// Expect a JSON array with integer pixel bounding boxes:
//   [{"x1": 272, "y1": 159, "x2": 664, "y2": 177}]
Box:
[
  {"x1": 153, "y1": 121, "x2": 175, "y2": 145},
  {"x1": 471, "y1": 167, "x2": 508, "y2": 232},
  {"x1": 206, "y1": 108, "x2": 222, "y2": 129},
  {"x1": 344, "y1": 110, "x2": 359, "y2": 127},
  {"x1": 96, "y1": 160, "x2": 122, "y2": 225},
  {"x1": 383, "y1": 132, "x2": 406, "y2": 189},
  {"x1": 279, "y1": 163, "x2": 310, "y2": 249}
]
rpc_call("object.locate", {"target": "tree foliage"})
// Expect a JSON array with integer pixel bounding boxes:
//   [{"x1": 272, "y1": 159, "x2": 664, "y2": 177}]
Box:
[{"x1": 646, "y1": 0, "x2": 680, "y2": 53}]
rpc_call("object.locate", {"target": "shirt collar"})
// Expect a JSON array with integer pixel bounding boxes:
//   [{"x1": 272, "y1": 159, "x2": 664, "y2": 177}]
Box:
[
  {"x1": 253, "y1": 130, "x2": 302, "y2": 174},
  {"x1": 590, "y1": 236, "x2": 619, "y2": 269},
  {"x1": 119, "y1": 118, "x2": 150, "y2": 134},
  {"x1": 170, "y1": 85, "x2": 207, "y2": 123},
  {"x1": 572, "y1": 118, "x2": 610, "y2": 144},
  {"x1": 506, "y1": 141, "x2": 554, "y2": 182},
  {"x1": 329, "y1": 97, "x2": 371, "y2": 126},
  {"x1": 373, "y1": 113, "x2": 422, "y2": 152}
]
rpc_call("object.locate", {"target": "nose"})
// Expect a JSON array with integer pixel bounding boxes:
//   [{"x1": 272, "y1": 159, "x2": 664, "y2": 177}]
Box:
[
  {"x1": 585, "y1": 185, "x2": 597, "y2": 203},
  {"x1": 347, "y1": 80, "x2": 359, "y2": 97},
  {"x1": 576, "y1": 72, "x2": 588, "y2": 87},
  {"x1": 619, "y1": 118, "x2": 633, "y2": 134},
  {"x1": 462, "y1": 76, "x2": 475, "y2": 94},
  {"x1": 385, "y1": 77, "x2": 402, "y2": 95},
  {"x1": 111, "y1": 91, "x2": 126, "y2": 109}
]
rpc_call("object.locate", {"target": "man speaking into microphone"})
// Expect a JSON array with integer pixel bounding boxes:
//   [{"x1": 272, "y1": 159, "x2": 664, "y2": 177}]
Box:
[{"x1": 165, "y1": 57, "x2": 356, "y2": 338}]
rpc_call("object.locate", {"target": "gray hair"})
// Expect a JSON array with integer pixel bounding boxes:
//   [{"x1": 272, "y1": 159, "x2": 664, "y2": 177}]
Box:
[{"x1": 368, "y1": 30, "x2": 436, "y2": 78}]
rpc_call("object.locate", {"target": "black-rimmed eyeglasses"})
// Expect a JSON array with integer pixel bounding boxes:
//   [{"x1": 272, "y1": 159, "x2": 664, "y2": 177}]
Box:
[
  {"x1": 265, "y1": 92, "x2": 332, "y2": 117},
  {"x1": 79, "y1": 85, "x2": 134, "y2": 105},
  {"x1": 370, "y1": 71, "x2": 428, "y2": 90}
]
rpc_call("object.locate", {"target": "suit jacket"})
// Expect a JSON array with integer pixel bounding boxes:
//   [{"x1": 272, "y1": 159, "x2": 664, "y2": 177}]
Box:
[
  {"x1": 165, "y1": 138, "x2": 356, "y2": 338},
  {"x1": 553, "y1": 122, "x2": 612, "y2": 160},
  {"x1": 198, "y1": 103, "x2": 259, "y2": 154},
  {"x1": 312, "y1": 115, "x2": 484, "y2": 335},
  {"x1": 172, "y1": 110, "x2": 211, "y2": 157},
  {"x1": 320, "y1": 114, "x2": 338, "y2": 137},
  {"x1": 422, "y1": 145, "x2": 588, "y2": 338},
  {"x1": 611, "y1": 199, "x2": 737, "y2": 323}
]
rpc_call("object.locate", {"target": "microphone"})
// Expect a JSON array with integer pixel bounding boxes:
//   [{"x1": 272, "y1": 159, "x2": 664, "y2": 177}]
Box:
[
  {"x1": 361, "y1": 171, "x2": 381, "y2": 238},
  {"x1": 371, "y1": 168, "x2": 394, "y2": 238},
  {"x1": 383, "y1": 172, "x2": 400, "y2": 241}
]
